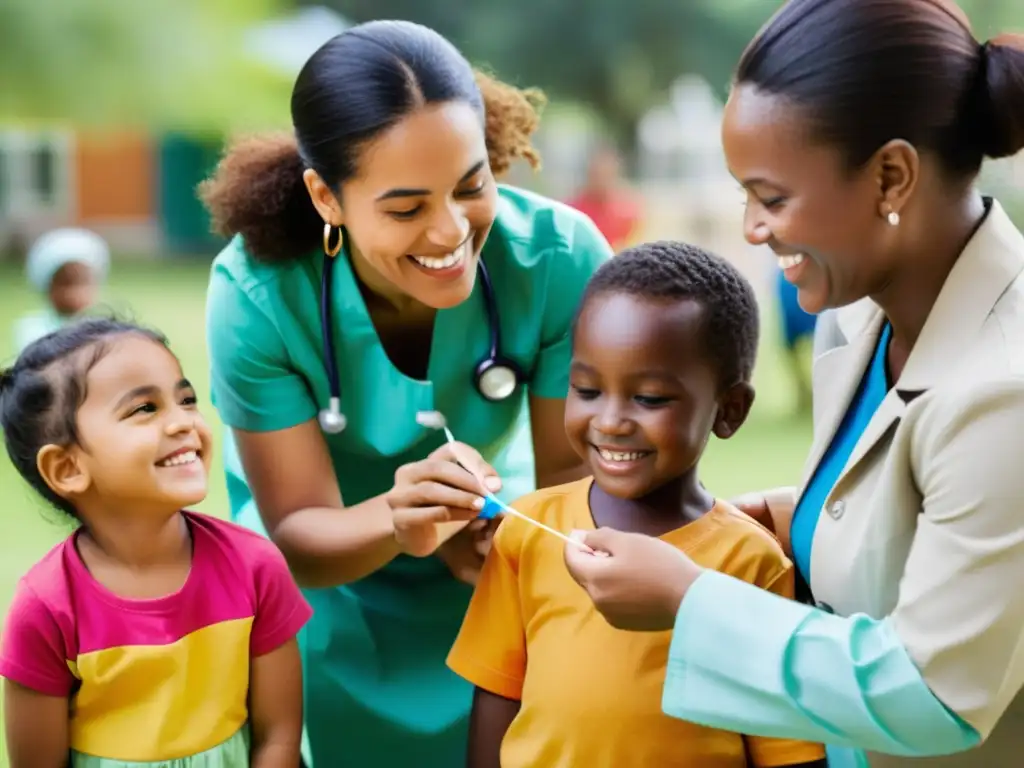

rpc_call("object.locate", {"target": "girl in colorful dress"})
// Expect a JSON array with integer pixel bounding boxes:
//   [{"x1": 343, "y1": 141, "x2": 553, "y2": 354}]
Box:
[{"x1": 0, "y1": 318, "x2": 312, "y2": 768}]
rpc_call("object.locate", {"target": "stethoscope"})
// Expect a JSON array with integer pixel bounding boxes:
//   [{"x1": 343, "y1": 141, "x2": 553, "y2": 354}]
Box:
[{"x1": 317, "y1": 230, "x2": 526, "y2": 434}]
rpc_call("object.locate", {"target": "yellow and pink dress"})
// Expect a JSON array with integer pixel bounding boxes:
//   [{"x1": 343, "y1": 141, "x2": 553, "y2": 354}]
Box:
[{"x1": 0, "y1": 512, "x2": 312, "y2": 767}]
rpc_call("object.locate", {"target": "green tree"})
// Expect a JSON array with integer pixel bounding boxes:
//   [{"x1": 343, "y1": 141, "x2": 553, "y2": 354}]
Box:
[
  {"x1": 312, "y1": 0, "x2": 1022, "y2": 148},
  {"x1": 0, "y1": 0, "x2": 291, "y2": 130},
  {"x1": 308, "y1": 0, "x2": 766, "y2": 147}
]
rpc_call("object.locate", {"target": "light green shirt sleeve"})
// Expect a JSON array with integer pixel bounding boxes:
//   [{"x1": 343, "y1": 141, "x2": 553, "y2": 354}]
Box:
[
  {"x1": 528, "y1": 215, "x2": 613, "y2": 399},
  {"x1": 206, "y1": 263, "x2": 317, "y2": 432},
  {"x1": 662, "y1": 569, "x2": 980, "y2": 757}
]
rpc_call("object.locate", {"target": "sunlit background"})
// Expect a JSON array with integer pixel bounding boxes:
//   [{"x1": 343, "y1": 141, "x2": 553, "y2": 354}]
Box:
[{"x1": 1, "y1": 1, "x2": 1022, "y2": 761}]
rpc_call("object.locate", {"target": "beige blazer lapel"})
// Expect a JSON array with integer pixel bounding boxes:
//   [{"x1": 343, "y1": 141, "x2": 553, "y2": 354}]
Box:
[
  {"x1": 840, "y1": 387, "x2": 905, "y2": 485},
  {"x1": 799, "y1": 304, "x2": 882, "y2": 494},
  {"x1": 799, "y1": 200, "x2": 1024, "y2": 506},
  {"x1": 894, "y1": 201, "x2": 1024, "y2": 394}
]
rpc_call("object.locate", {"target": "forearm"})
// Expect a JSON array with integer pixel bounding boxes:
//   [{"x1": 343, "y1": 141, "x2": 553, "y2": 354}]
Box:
[
  {"x1": 7, "y1": 754, "x2": 69, "y2": 768},
  {"x1": 662, "y1": 571, "x2": 979, "y2": 757},
  {"x1": 3, "y1": 683, "x2": 71, "y2": 768},
  {"x1": 6, "y1": 748, "x2": 69, "y2": 768},
  {"x1": 270, "y1": 494, "x2": 401, "y2": 587},
  {"x1": 467, "y1": 688, "x2": 520, "y2": 768},
  {"x1": 250, "y1": 738, "x2": 302, "y2": 768}
]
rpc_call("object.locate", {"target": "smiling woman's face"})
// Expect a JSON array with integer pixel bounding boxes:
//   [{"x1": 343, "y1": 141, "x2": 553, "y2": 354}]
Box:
[
  {"x1": 308, "y1": 100, "x2": 499, "y2": 311},
  {"x1": 722, "y1": 84, "x2": 895, "y2": 314}
]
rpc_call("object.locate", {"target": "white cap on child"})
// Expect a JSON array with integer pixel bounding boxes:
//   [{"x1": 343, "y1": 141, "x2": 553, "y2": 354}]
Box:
[{"x1": 26, "y1": 228, "x2": 111, "y2": 293}]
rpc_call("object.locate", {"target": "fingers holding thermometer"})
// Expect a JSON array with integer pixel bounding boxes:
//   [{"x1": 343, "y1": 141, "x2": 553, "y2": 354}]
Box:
[
  {"x1": 483, "y1": 493, "x2": 597, "y2": 553},
  {"x1": 415, "y1": 411, "x2": 502, "y2": 493},
  {"x1": 388, "y1": 447, "x2": 497, "y2": 557},
  {"x1": 413, "y1": 410, "x2": 594, "y2": 553}
]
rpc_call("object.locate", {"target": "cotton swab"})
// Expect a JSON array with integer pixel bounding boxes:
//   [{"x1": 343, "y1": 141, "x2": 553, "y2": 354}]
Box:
[
  {"x1": 416, "y1": 410, "x2": 593, "y2": 552},
  {"x1": 478, "y1": 493, "x2": 595, "y2": 552}
]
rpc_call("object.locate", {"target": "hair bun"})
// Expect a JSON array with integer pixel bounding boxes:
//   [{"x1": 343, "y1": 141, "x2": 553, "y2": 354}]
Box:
[
  {"x1": 979, "y1": 34, "x2": 1024, "y2": 159},
  {"x1": 0, "y1": 367, "x2": 14, "y2": 401}
]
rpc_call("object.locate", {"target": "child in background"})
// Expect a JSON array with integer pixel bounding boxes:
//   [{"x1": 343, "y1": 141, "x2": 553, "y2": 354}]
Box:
[
  {"x1": 775, "y1": 266, "x2": 816, "y2": 412},
  {"x1": 0, "y1": 318, "x2": 311, "y2": 767},
  {"x1": 447, "y1": 243, "x2": 826, "y2": 768},
  {"x1": 566, "y1": 145, "x2": 643, "y2": 251},
  {"x1": 13, "y1": 228, "x2": 110, "y2": 353}
]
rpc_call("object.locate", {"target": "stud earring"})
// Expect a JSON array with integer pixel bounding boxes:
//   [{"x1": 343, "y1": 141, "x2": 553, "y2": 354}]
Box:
[{"x1": 887, "y1": 210, "x2": 900, "y2": 227}]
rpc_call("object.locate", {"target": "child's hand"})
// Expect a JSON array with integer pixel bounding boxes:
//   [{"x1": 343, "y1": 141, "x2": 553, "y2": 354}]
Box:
[
  {"x1": 730, "y1": 492, "x2": 774, "y2": 533},
  {"x1": 437, "y1": 518, "x2": 499, "y2": 585}
]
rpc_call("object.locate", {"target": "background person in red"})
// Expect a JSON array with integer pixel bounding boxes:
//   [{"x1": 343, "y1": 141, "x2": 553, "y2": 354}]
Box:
[{"x1": 567, "y1": 145, "x2": 643, "y2": 251}]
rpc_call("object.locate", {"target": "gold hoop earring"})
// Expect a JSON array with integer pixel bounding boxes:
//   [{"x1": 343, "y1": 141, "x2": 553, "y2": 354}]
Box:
[{"x1": 323, "y1": 223, "x2": 342, "y2": 257}]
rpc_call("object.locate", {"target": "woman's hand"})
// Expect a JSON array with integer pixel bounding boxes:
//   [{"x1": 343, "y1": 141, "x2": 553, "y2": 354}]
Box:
[
  {"x1": 563, "y1": 528, "x2": 703, "y2": 631},
  {"x1": 729, "y1": 487, "x2": 797, "y2": 557},
  {"x1": 388, "y1": 441, "x2": 502, "y2": 557},
  {"x1": 730, "y1": 492, "x2": 775, "y2": 534},
  {"x1": 437, "y1": 518, "x2": 501, "y2": 586}
]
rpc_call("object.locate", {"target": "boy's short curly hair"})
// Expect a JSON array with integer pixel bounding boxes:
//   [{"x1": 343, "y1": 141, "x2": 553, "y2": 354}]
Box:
[{"x1": 577, "y1": 241, "x2": 761, "y2": 386}]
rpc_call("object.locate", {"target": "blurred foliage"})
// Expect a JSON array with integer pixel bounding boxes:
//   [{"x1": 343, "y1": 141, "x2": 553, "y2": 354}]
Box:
[
  {"x1": 314, "y1": 0, "x2": 1023, "y2": 147},
  {"x1": 0, "y1": 0, "x2": 292, "y2": 131},
  {"x1": 0, "y1": 0, "x2": 1020, "y2": 139},
  {"x1": 314, "y1": 0, "x2": 764, "y2": 146}
]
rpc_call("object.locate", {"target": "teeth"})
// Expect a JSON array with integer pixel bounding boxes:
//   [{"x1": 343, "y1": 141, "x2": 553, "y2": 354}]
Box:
[
  {"x1": 598, "y1": 449, "x2": 647, "y2": 462},
  {"x1": 158, "y1": 450, "x2": 198, "y2": 468},
  {"x1": 411, "y1": 239, "x2": 470, "y2": 270},
  {"x1": 778, "y1": 253, "x2": 806, "y2": 270}
]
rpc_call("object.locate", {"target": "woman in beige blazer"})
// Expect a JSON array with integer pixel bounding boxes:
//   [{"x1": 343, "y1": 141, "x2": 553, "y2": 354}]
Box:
[{"x1": 563, "y1": 1, "x2": 1024, "y2": 766}]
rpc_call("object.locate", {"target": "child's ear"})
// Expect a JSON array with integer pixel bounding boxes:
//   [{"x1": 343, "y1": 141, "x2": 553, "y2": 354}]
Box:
[
  {"x1": 36, "y1": 444, "x2": 90, "y2": 500},
  {"x1": 712, "y1": 382, "x2": 755, "y2": 440}
]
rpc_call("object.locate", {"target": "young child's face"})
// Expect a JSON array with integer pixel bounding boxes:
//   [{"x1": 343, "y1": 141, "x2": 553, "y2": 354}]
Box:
[
  {"x1": 69, "y1": 334, "x2": 213, "y2": 513},
  {"x1": 49, "y1": 262, "x2": 98, "y2": 316},
  {"x1": 566, "y1": 293, "x2": 737, "y2": 500}
]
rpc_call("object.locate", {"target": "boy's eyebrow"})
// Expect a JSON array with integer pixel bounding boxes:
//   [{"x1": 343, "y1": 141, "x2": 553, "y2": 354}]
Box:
[
  {"x1": 176, "y1": 378, "x2": 193, "y2": 391},
  {"x1": 632, "y1": 370, "x2": 683, "y2": 384},
  {"x1": 570, "y1": 362, "x2": 681, "y2": 386}
]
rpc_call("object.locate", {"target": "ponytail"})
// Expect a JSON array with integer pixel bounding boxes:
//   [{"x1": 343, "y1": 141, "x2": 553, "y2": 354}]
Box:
[
  {"x1": 198, "y1": 134, "x2": 322, "y2": 264},
  {"x1": 475, "y1": 70, "x2": 546, "y2": 176}
]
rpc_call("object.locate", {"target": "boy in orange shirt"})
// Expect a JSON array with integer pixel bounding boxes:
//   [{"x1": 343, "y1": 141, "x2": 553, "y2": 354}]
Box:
[{"x1": 447, "y1": 242, "x2": 826, "y2": 768}]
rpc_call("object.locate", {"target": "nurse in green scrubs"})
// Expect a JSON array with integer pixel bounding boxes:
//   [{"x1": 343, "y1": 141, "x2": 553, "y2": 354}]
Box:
[{"x1": 200, "y1": 20, "x2": 612, "y2": 767}]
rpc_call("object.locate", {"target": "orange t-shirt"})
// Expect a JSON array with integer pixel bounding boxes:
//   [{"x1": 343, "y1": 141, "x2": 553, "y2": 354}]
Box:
[{"x1": 447, "y1": 478, "x2": 826, "y2": 768}]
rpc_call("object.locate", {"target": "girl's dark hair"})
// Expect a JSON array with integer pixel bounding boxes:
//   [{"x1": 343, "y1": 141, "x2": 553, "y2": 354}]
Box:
[
  {"x1": 0, "y1": 318, "x2": 168, "y2": 520},
  {"x1": 199, "y1": 20, "x2": 546, "y2": 264},
  {"x1": 736, "y1": 0, "x2": 1024, "y2": 177}
]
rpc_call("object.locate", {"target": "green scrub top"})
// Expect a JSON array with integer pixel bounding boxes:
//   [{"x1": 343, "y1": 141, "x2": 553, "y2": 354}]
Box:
[{"x1": 205, "y1": 184, "x2": 612, "y2": 767}]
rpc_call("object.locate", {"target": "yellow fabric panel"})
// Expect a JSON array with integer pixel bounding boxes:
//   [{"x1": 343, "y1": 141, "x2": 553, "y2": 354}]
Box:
[{"x1": 70, "y1": 617, "x2": 252, "y2": 761}]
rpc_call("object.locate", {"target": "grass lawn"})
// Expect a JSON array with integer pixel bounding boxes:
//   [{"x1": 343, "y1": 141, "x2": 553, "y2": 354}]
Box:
[{"x1": 0, "y1": 257, "x2": 812, "y2": 765}]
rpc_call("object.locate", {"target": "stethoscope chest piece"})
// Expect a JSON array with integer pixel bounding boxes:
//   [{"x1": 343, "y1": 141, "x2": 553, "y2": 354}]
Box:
[
  {"x1": 318, "y1": 396, "x2": 347, "y2": 434},
  {"x1": 474, "y1": 357, "x2": 521, "y2": 402}
]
